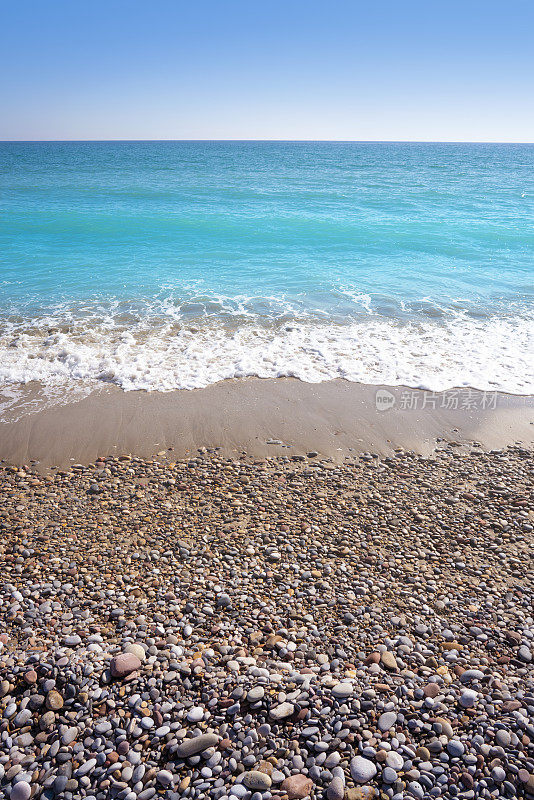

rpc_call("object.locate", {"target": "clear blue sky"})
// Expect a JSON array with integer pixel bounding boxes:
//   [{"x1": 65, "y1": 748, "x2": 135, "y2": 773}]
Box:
[{"x1": 1, "y1": 0, "x2": 533, "y2": 142}]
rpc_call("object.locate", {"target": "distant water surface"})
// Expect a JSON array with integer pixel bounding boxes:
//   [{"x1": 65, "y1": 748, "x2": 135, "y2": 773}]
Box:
[{"x1": 0, "y1": 141, "x2": 533, "y2": 409}]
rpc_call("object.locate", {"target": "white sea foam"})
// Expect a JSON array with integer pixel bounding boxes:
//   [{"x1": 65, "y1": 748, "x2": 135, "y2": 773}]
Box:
[{"x1": 0, "y1": 312, "x2": 533, "y2": 404}]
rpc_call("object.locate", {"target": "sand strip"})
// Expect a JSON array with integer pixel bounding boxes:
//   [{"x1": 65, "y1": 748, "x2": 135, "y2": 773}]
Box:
[{"x1": 1, "y1": 378, "x2": 532, "y2": 469}]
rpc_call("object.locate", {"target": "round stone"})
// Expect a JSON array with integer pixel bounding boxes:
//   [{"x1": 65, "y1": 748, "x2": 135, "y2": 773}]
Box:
[
  {"x1": 217, "y1": 593, "x2": 232, "y2": 608},
  {"x1": 281, "y1": 774, "x2": 314, "y2": 798},
  {"x1": 447, "y1": 740, "x2": 465, "y2": 757},
  {"x1": 242, "y1": 771, "x2": 272, "y2": 791},
  {"x1": 230, "y1": 786, "x2": 248, "y2": 798},
  {"x1": 156, "y1": 770, "x2": 173, "y2": 786},
  {"x1": 495, "y1": 729, "x2": 511, "y2": 747},
  {"x1": 382, "y1": 767, "x2": 398, "y2": 784},
  {"x1": 385, "y1": 751, "x2": 404, "y2": 770},
  {"x1": 46, "y1": 690, "x2": 64, "y2": 710},
  {"x1": 247, "y1": 686, "x2": 265, "y2": 702},
  {"x1": 459, "y1": 689, "x2": 477, "y2": 708},
  {"x1": 11, "y1": 783, "x2": 31, "y2": 800},
  {"x1": 350, "y1": 756, "x2": 378, "y2": 783},
  {"x1": 124, "y1": 643, "x2": 146, "y2": 661},
  {"x1": 187, "y1": 706, "x2": 204, "y2": 722}
]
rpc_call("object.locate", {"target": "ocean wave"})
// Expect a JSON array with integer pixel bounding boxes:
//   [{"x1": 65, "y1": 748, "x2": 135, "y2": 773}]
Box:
[{"x1": 0, "y1": 310, "x2": 532, "y2": 397}]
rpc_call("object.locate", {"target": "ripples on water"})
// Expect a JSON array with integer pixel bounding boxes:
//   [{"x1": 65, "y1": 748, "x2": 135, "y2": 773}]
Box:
[{"x1": 0, "y1": 141, "x2": 533, "y2": 401}]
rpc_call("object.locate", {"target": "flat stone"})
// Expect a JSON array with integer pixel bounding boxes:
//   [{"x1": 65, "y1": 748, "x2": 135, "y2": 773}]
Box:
[
  {"x1": 175, "y1": 733, "x2": 220, "y2": 758},
  {"x1": 247, "y1": 686, "x2": 265, "y2": 702},
  {"x1": 269, "y1": 701, "x2": 295, "y2": 720},
  {"x1": 378, "y1": 711, "x2": 397, "y2": 731},
  {"x1": 380, "y1": 651, "x2": 397, "y2": 671},
  {"x1": 460, "y1": 669, "x2": 484, "y2": 683},
  {"x1": 331, "y1": 682, "x2": 353, "y2": 699}
]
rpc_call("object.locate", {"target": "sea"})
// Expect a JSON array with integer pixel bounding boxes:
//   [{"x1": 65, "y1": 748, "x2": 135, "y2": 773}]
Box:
[{"x1": 0, "y1": 141, "x2": 533, "y2": 411}]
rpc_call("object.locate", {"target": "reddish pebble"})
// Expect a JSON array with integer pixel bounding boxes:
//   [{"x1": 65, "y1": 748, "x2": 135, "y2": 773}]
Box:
[
  {"x1": 281, "y1": 775, "x2": 314, "y2": 799},
  {"x1": 110, "y1": 653, "x2": 142, "y2": 678}
]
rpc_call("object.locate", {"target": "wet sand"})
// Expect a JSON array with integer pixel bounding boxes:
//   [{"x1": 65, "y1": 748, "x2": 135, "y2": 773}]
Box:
[{"x1": 0, "y1": 378, "x2": 533, "y2": 468}]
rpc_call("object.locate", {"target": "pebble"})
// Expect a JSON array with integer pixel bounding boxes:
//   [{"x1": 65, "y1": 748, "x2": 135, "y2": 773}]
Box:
[
  {"x1": 247, "y1": 686, "x2": 265, "y2": 702},
  {"x1": 281, "y1": 774, "x2": 314, "y2": 798},
  {"x1": 156, "y1": 769, "x2": 174, "y2": 786},
  {"x1": 378, "y1": 711, "x2": 397, "y2": 731},
  {"x1": 327, "y1": 776, "x2": 345, "y2": 800},
  {"x1": 350, "y1": 756, "x2": 378, "y2": 783},
  {"x1": 242, "y1": 771, "x2": 272, "y2": 791},
  {"x1": 385, "y1": 751, "x2": 404, "y2": 770},
  {"x1": 380, "y1": 651, "x2": 397, "y2": 671},
  {"x1": 447, "y1": 739, "x2": 465, "y2": 757},
  {"x1": 124, "y1": 642, "x2": 146, "y2": 661},
  {"x1": 175, "y1": 733, "x2": 220, "y2": 757},
  {"x1": 110, "y1": 652, "x2": 142, "y2": 678},
  {"x1": 187, "y1": 705, "x2": 205, "y2": 722},
  {"x1": 10, "y1": 783, "x2": 31, "y2": 800},
  {"x1": 269, "y1": 701, "x2": 294, "y2": 719},
  {"x1": 0, "y1": 448, "x2": 532, "y2": 800},
  {"x1": 331, "y1": 681, "x2": 353, "y2": 698},
  {"x1": 459, "y1": 689, "x2": 478, "y2": 708}
]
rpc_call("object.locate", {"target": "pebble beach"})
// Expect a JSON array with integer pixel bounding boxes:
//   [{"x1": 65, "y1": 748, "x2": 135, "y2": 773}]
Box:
[{"x1": 1, "y1": 444, "x2": 533, "y2": 800}]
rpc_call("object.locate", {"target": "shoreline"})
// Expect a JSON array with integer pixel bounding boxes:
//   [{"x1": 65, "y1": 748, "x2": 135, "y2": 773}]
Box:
[{"x1": 1, "y1": 377, "x2": 533, "y2": 469}]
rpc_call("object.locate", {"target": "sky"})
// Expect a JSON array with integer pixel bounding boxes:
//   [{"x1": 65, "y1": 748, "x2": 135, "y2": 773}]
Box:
[{"x1": 1, "y1": 0, "x2": 533, "y2": 142}]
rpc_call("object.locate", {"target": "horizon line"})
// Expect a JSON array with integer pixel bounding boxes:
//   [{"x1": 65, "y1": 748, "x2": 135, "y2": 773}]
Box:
[{"x1": 1, "y1": 138, "x2": 533, "y2": 145}]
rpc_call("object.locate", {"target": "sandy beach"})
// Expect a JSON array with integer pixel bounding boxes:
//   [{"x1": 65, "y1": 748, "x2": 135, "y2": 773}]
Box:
[
  {"x1": 1, "y1": 378, "x2": 533, "y2": 469},
  {"x1": 1, "y1": 380, "x2": 534, "y2": 795},
  {"x1": 2, "y1": 0, "x2": 533, "y2": 793}
]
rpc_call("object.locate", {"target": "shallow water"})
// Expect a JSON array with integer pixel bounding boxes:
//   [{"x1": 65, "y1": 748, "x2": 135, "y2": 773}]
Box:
[{"x1": 1, "y1": 141, "x2": 533, "y2": 399}]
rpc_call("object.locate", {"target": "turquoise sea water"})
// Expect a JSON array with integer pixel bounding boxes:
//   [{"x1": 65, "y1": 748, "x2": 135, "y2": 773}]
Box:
[{"x1": 0, "y1": 141, "x2": 533, "y2": 399}]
